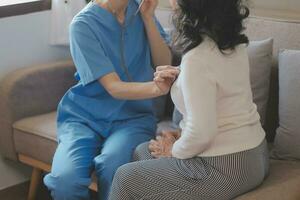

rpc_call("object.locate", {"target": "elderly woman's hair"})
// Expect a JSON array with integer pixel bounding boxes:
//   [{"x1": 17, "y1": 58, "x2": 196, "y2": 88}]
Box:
[{"x1": 172, "y1": 0, "x2": 249, "y2": 54}]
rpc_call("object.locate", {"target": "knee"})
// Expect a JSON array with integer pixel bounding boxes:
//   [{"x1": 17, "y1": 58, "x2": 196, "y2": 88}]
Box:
[
  {"x1": 109, "y1": 164, "x2": 138, "y2": 200},
  {"x1": 94, "y1": 152, "x2": 131, "y2": 176},
  {"x1": 133, "y1": 142, "x2": 150, "y2": 161},
  {"x1": 44, "y1": 172, "x2": 90, "y2": 199},
  {"x1": 135, "y1": 142, "x2": 149, "y2": 154},
  {"x1": 94, "y1": 154, "x2": 124, "y2": 181},
  {"x1": 113, "y1": 163, "x2": 139, "y2": 188}
]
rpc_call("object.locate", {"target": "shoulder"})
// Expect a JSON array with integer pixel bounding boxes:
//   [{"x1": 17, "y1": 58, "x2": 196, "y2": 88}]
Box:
[
  {"x1": 70, "y1": 7, "x2": 92, "y2": 31},
  {"x1": 182, "y1": 39, "x2": 247, "y2": 72},
  {"x1": 183, "y1": 38, "x2": 220, "y2": 60},
  {"x1": 70, "y1": 18, "x2": 89, "y2": 30},
  {"x1": 69, "y1": 3, "x2": 97, "y2": 34},
  {"x1": 69, "y1": 15, "x2": 95, "y2": 41},
  {"x1": 181, "y1": 40, "x2": 216, "y2": 75}
]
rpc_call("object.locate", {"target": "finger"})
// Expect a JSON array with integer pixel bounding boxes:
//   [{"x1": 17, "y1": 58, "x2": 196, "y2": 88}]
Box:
[
  {"x1": 158, "y1": 72, "x2": 177, "y2": 79},
  {"x1": 163, "y1": 77, "x2": 176, "y2": 85},
  {"x1": 151, "y1": 151, "x2": 161, "y2": 158},
  {"x1": 162, "y1": 131, "x2": 177, "y2": 137},
  {"x1": 154, "y1": 71, "x2": 178, "y2": 80},
  {"x1": 156, "y1": 135, "x2": 163, "y2": 141},
  {"x1": 161, "y1": 69, "x2": 180, "y2": 76},
  {"x1": 162, "y1": 130, "x2": 179, "y2": 134},
  {"x1": 151, "y1": 147, "x2": 161, "y2": 153},
  {"x1": 149, "y1": 139, "x2": 161, "y2": 147},
  {"x1": 156, "y1": 65, "x2": 169, "y2": 71},
  {"x1": 161, "y1": 130, "x2": 181, "y2": 140},
  {"x1": 162, "y1": 131, "x2": 172, "y2": 138},
  {"x1": 149, "y1": 141, "x2": 160, "y2": 148},
  {"x1": 154, "y1": 77, "x2": 165, "y2": 82},
  {"x1": 154, "y1": 73, "x2": 166, "y2": 80},
  {"x1": 149, "y1": 144, "x2": 159, "y2": 152},
  {"x1": 149, "y1": 139, "x2": 157, "y2": 146},
  {"x1": 157, "y1": 68, "x2": 180, "y2": 74},
  {"x1": 155, "y1": 69, "x2": 179, "y2": 76},
  {"x1": 156, "y1": 65, "x2": 174, "y2": 71},
  {"x1": 150, "y1": 139, "x2": 156, "y2": 143},
  {"x1": 149, "y1": 143, "x2": 160, "y2": 152}
]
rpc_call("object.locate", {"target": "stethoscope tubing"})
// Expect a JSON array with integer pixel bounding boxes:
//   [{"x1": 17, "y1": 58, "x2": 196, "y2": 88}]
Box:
[{"x1": 90, "y1": 0, "x2": 145, "y2": 81}]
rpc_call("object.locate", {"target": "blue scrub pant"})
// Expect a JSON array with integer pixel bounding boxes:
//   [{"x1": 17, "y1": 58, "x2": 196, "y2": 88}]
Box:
[{"x1": 44, "y1": 118, "x2": 155, "y2": 200}]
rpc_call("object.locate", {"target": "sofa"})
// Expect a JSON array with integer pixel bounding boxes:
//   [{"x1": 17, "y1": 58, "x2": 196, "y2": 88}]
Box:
[{"x1": 0, "y1": 16, "x2": 300, "y2": 200}]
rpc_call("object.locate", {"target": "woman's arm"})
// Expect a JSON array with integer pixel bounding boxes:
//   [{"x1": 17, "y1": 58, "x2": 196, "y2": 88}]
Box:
[
  {"x1": 70, "y1": 19, "x2": 175, "y2": 98},
  {"x1": 143, "y1": 18, "x2": 171, "y2": 66},
  {"x1": 99, "y1": 73, "x2": 161, "y2": 100},
  {"x1": 99, "y1": 67, "x2": 179, "y2": 100},
  {"x1": 148, "y1": 58, "x2": 218, "y2": 159},
  {"x1": 140, "y1": 0, "x2": 172, "y2": 67},
  {"x1": 171, "y1": 57, "x2": 218, "y2": 159}
]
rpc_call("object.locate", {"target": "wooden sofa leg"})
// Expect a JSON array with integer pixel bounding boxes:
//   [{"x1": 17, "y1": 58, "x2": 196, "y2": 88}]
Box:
[{"x1": 28, "y1": 168, "x2": 42, "y2": 200}]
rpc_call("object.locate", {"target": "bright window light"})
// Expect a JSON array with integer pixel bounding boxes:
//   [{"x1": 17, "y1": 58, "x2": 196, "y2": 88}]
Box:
[{"x1": 0, "y1": 0, "x2": 40, "y2": 6}]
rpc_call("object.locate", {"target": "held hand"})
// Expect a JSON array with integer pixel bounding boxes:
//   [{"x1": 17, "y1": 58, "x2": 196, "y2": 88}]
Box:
[
  {"x1": 154, "y1": 66, "x2": 180, "y2": 95},
  {"x1": 140, "y1": 0, "x2": 158, "y2": 20},
  {"x1": 154, "y1": 76, "x2": 174, "y2": 95}
]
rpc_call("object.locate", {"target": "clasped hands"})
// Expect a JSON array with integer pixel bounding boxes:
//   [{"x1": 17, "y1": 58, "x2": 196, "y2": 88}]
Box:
[{"x1": 149, "y1": 131, "x2": 181, "y2": 158}]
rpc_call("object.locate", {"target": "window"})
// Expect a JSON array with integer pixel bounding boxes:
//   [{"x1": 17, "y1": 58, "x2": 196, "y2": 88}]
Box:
[
  {"x1": 1, "y1": 0, "x2": 40, "y2": 6},
  {"x1": 0, "y1": 0, "x2": 51, "y2": 18}
]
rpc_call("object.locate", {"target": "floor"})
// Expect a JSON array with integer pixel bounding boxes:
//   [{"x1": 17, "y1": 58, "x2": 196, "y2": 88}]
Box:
[
  {"x1": 0, "y1": 174, "x2": 98, "y2": 200},
  {"x1": 0, "y1": 181, "x2": 51, "y2": 200}
]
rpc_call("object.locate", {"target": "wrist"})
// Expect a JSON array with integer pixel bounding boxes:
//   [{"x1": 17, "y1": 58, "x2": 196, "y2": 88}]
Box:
[
  {"x1": 142, "y1": 15, "x2": 155, "y2": 25},
  {"x1": 152, "y1": 82, "x2": 163, "y2": 96},
  {"x1": 168, "y1": 146, "x2": 173, "y2": 157}
]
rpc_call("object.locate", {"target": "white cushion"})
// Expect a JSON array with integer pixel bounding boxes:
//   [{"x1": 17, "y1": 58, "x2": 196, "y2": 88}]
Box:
[
  {"x1": 272, "y1": 49, "x2": 300, "y2": 160},
  {"x1": 247, "y1": 38, "x2": 274, "y2": 126}
]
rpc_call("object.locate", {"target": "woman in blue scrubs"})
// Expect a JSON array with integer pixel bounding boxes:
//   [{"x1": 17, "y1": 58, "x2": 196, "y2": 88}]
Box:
[{"x1": 43, "y1": 0, "x2": 176, "y2": 199}]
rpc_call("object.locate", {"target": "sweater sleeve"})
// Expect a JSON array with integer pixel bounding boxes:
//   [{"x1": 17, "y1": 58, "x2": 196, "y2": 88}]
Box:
[{"x1": 172, "y1": 56, "x2": 218, "y2": 159}]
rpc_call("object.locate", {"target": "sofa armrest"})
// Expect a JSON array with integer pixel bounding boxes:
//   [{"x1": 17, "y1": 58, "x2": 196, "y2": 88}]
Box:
[{"x1": 0, "y1": 60, "x2": 76, "y2": 161}]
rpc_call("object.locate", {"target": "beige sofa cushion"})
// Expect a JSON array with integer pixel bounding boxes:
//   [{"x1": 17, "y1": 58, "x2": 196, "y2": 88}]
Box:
[
  {"x1": 236, "y1": 159, "x2": 300, "y2": 200},
  {"x1": 12, "y1": 114, "x2": 300, "y2": 199},
  {"x1": 13, "y1": 112, "x2": 57, "y2": 164}
]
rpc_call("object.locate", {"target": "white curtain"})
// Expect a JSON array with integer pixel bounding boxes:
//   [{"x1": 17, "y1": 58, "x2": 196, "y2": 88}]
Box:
[{"x1": 50, "y1": 0, "x2": 87, "y2": 45}]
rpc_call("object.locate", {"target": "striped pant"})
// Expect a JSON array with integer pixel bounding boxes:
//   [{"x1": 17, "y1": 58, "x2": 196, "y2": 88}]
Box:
[{"x1": 109, "y1": 139, "x2": 269, "y2": 200}]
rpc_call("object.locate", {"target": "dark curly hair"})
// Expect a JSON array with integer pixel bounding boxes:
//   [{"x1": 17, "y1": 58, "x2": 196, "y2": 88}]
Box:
[{"x1": 172, "y1": 0, "x2": 250, "y2": 54}]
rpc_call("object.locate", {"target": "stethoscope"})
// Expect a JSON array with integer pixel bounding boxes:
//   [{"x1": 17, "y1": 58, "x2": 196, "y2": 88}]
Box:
[
  {"x1": 120, "y1": 0, "x2": 146, "y2": 82},
  {"x1": 93, "y1": 0, "x2": 146, "y2": 82}
]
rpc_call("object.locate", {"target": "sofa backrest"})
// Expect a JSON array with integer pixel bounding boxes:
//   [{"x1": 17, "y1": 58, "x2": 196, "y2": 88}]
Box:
[
  {"x1": 245, "y1": 17, "x2": 300, "y2": 141},
  {"x1": 0, "y1": 60, "x2": 76, "y2": 160}
]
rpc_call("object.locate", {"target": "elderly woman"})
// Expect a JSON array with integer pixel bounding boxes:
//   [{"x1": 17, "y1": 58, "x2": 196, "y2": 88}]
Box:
[{"x1": 109, "y1": 0, "x2": 269, "y2": 199}]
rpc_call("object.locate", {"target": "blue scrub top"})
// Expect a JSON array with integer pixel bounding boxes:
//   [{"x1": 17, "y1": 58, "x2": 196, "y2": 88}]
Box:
[{"x1": 57, "y1": 0, "x2": 169, "y2": 137}]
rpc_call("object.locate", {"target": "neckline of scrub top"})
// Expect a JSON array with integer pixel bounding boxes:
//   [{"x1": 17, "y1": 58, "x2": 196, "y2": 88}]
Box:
[{"x1": 88, "y1": 0, "x2": 138, "y2": 28}]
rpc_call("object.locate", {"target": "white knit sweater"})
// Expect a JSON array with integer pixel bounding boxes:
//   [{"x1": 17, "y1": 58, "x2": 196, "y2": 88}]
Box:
[{"x1": 171, "y1": 38, "x2": 265, "y2": 159}]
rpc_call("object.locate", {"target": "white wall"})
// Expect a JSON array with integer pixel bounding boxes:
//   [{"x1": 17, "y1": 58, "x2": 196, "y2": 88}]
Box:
[
  {"x1": 0, "y1": 10, "x2": 71, "y2": 80},
  {"x1": 0, "y1": 10, "x2": 71, "y2": 190}
]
